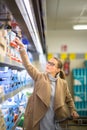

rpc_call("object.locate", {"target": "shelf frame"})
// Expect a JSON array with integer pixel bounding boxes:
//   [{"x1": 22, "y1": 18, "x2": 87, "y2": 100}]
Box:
[{"x1": 0, "y1": 55, "x2": 24, "y2": 71}]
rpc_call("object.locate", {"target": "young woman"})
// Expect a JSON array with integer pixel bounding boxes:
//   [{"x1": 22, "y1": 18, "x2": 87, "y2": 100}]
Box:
[{"x1": 14, "y1": 37, "x2": 79, "y2": 130}]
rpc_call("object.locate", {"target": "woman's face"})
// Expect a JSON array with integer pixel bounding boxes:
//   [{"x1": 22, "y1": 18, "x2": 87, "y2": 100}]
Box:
[{"x1": 45, "y1": 58, "x2": 60, "y2": 77}]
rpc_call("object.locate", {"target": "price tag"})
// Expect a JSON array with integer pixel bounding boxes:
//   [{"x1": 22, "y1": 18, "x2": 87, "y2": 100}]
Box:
[
  {"x1": 69, "y1": 53, "x2": 76, "y2": 60},
  {"x1": 47, "y1": 53, "x2": 53, "y2": 60},
  {"x1": 60, "y1": 53, "x2": 67, "y2": 60},
  {"x1": 84, "y1": 53, "x2": 87, "y2": 59}
]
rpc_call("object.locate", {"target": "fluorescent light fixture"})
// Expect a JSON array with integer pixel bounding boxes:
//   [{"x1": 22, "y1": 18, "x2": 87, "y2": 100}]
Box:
[
  {"x1": 15, "y1": 0, "x2": 43, "y2": 54},
  {"x1": 73, "y1": 25, "x2": 87, "y2": 30}
]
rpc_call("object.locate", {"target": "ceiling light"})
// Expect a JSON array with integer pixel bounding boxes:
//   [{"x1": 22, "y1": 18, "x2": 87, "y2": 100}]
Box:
[{"x1": 73, "y1": 25, "x2": 87, "y2": 30}]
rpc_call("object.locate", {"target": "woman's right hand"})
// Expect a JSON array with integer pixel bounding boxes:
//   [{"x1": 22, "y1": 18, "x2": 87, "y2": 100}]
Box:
[{"x1": 14, "y1": 37, "x2": 25, "y2": 49}]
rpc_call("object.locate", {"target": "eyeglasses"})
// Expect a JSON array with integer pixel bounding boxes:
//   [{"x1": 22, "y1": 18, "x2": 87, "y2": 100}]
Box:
[{"x1": 47, "y1": 61, "x2": 56, "y2": 66}]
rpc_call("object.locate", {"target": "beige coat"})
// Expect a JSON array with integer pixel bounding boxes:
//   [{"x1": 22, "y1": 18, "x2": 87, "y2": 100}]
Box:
[{"x1": 20, "y1": 50, "x2": 76, "y2": 130}]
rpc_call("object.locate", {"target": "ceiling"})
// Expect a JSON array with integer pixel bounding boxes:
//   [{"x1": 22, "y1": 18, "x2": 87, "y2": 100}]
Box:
[{"x1": 46, "y1": 0, "x2": 87, "y2": 30}]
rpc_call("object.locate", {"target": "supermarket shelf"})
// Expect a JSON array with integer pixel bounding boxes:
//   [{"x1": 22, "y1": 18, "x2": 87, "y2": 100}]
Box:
[
  {"x1": 12, "y1": 112, "x2": 24, "y2": 130},
  {"x1": 77, "y1": 109, "x2": 87, "y2": 111},
  {"x1": 0, "y1": 85, "x2": 29, "y2": 104},
  {"x1": 0, "y1": 55, "x2": 24, "y2": 71},
  {"x1": 3, "y1": 0, "x2": 37, "y2": 52}
]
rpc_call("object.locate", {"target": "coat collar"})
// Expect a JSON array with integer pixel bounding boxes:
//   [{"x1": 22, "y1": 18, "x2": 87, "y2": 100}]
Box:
[{"x1": 36, "y1": 74, "x2": 51, "y2": 107}]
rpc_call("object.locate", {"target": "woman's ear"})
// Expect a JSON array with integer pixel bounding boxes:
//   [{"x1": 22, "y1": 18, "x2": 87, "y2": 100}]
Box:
[{"x1": 57, "y1": 68, "x2": 60, "y2": 73}]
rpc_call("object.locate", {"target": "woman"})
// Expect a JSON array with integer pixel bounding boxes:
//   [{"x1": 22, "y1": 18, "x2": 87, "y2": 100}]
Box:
[{"x1": 14, "y1": 38, "x2": 79, "y2": 130}]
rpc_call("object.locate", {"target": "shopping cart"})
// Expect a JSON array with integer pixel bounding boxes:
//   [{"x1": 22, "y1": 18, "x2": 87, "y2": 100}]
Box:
[{"x1": 55, "y1": 116, "x2": 87, "y2": 130}]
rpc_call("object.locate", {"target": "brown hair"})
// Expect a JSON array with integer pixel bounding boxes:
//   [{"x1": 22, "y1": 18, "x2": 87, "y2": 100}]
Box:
[{"x1": 54, "y1": 57, "x2": 65, "y2": 79}]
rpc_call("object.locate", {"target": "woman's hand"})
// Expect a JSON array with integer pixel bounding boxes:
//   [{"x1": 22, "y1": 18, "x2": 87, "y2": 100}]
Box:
[
  {"x1": 71, "y1": 111, "x2": 79, "y2": 119},
  {"x1": 14, "y1": 37, "x2": 25, "y2": 49}
]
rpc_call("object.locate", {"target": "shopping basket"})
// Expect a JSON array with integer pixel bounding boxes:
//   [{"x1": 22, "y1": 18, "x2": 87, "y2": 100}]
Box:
[{"x1": 55, "y1": 116, "x2": 87, "y2": 130}]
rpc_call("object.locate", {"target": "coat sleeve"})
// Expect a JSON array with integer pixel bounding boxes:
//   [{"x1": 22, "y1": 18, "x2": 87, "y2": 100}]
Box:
[
  {"x1": 65, "y1": 81, "x2": 76, "y2": 113},
  {"x1": 19, "y1": 49, "x2": 41, "y2": 81}
]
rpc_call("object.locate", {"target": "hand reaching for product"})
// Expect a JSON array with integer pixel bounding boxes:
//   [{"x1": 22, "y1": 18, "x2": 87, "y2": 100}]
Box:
[{"x1": 14, "y1": 37, "x2": 25, "y2": 50}]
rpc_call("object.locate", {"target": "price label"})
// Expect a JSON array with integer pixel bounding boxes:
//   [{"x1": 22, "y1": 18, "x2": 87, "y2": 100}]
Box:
[
  {"x1": 47, "y1": 53, "x2": 53, "y2": 60},
  {"x1": 60, "y1": 53, "x2": 67, "y2": 60},
  {"x1": 69, "y1": 53, "x2": 76, "y2": 60},
  {"x1": 84, "y1": 53, "x2": 87, "y2": 59}
]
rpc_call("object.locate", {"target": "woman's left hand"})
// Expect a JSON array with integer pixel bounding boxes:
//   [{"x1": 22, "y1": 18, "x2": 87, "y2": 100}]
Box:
[{"x1": 71, "y1": 111, "x2": 79, "y2": 119}]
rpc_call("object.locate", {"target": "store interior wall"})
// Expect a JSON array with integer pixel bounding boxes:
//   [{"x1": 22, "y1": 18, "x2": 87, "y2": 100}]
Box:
[
  {"x1": 46, "y1": 30, "x2": 87, "y2": 94},
  {"x1": 46, "y1": 30, "x2": 87, "y2": 53}
]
